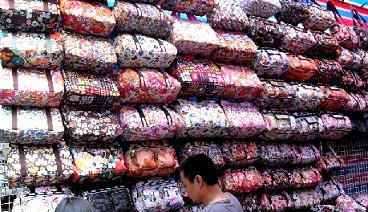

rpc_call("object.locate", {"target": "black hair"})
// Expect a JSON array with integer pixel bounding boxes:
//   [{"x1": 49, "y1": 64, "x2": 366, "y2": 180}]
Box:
[
  {"x1": 179, "y1": 154, "x2": 219, "y2": 186},
  {"x1": 55, "y1": 197, "x2": 95, "y2": 212}
]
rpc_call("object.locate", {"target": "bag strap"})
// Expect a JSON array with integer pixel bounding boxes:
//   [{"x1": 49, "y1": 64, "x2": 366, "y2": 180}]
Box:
[
  {"x1": 45, "y1": 70, "x2": 54, "y2": 93},
  {"x1": 45, "y1": 108, "x2": 54, "y2": 131},
  {"x1": 18, "y1": 144, "x2": 27, "y2": 177},
  {"x1": 134, "y1": 106, "x2": 148, "y2": 127},
  {"x1": 158, "y1": 68, "x2": 169, "y2": 88},
  {"x1": 327, "y1": 1, "x2": 342, "y2": 21},
  {"x1": 52, "y1": 145, "x2": 63, "y2": 176},
  {"x1": 131, "y1": 35, "x2": 142, "y2": 52},
  {"x1": 134, "y1": 69, "x2": 147, "y2": 88},
  {"x1": 131, "y1": 3, "x2": 143, "y2": 17},
  {"x1": 159, "y1": 106, "x2": 173, "y2": 126},
  {"x1": 12, "y1": 69, "x2": 18, "y2": 91}
]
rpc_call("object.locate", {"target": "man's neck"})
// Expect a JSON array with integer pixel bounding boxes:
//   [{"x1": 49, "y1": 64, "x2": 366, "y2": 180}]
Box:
[{"x1": 201, "y1": 185, "x2": 227, "y2": 206}]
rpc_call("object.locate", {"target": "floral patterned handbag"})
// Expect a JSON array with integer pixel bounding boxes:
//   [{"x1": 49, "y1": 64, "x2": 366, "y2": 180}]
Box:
[
  {"x1": 0, "y1": 0, "x2": 61, "y2": 33},
  {"x1": 0, "y1": 31, "x2": 63, "y2": 69},
  {"x1": 118, "y1": 68, "x2": 181, "y2": 105},
  {"x1": 114, "y1": 34, "x2": 177, "y2": 68},
  {"x1": 70, "y1": 145, "x2": 127, "y2": 183},
  {"x1": 12, "y1": 193, "x2": 71, "y2": 212},
  {"x1": 63, "y1": 33, "x2": 117, "y2": 75},
  {"x1": 308, "y1": 32, "x2": 341, "y2": 59},
  {"x1": 303, "y1": 5, "x2": 337, "y2": 31},
  {"x1": 311, "y1": 60, "x2": 343, "y2": 86},
  {"x1": 63, "y1": 71, "x2": 120, "y2": 109},
  {"x1": 331, "y1": 24, "x2": 360, "y2": 49},
  {"x1": 319, "y1": 86, "x2": 350, "y2": 111},
  {"x1": 0, "y1": 106, "x2": 64, "y2": 144},
  {"x1": 6, "y1": 143, "x2": 74, "y2": 187},
  {"x1": 220, "y1": 167, "x2": 264, "y2": 194},
  {"x1": 169, "y1": 17, "x2": 219, "y2": 57},
  {"x1": 170, "y1": 56, "x2": 262, "y2": 100},
  {"x1": 319, "y1": 114, "x2": 352, "y2": 139},
  {"x1": 179, "y1": 141, "x2": 225, "y2": 169},
  {"x1": 119, "y1": 105, "x2": 184, "y2": 142},
  {"x1": 60, "y1": 0, "x2": 116, "y2": 37},
  {"x1": 113, "y1": 2, "x2": 172, "y2": 39},
  {"x1": 221, "y1": 141, "x2": 259, "y2": 167},
  {"x1": 125, "y1": 141, "x2": 179, "y2": 177},
  {"x1": 281, "y1": 26, "x2": 317, "y2": 55},
  {"x1": 253, "y1": 49, "x2": 290, "y2": 78},
  {"x1": 282, "y1": 54, "x2": 318, "y2": 82},
  {"x1": 337, "y1": 48, "x2": 363, "y2": 70},
  {"x1": 262, "y1": 168, "x2": 291, "y2": 190},
  {"x1": 290, "y1": 189, "x2": 322, "y2": 210},
  {"x1": 260, "y1": 113, "x2": 297, "y2": 140},
  {"x1": 207, "y1": 0, "x2": 249, "y2": 32},
  {"x1": 62, "y1": 106, "x2": 122, "y2": 144},
  {"x1": 132, "y1": 179, "x2": 184, "y2": 212},
  {"x1": 275, "y1": 0, "x2": 309, "y2": 26},
  {"x1": 161, "y1": 0, "x2": 214, "y2": 16},
  {"x1": 336, "y1": 194, "x2": 366, "y2": 212},
  {"x1": 211, "y1": 30, "x2": 258, "y2": 66},
  {"x1": 317, "y1": 180, "x2": 344, "y2": 202},
  {"x1": 317, "y1": 145, "x2": 345, "y2": 173},
  {"x1": 0, "y1": 66, "x2": 64, "y2": 107},
  {"x1": 292, "y1": 115, "x2": 323, "y2": 141},
  {"x1": 247, "y1": 17, "x2": 285, "y2": 49},
  {"x1": 240, "y1": 0, "x2": 281, "y2": 18}
]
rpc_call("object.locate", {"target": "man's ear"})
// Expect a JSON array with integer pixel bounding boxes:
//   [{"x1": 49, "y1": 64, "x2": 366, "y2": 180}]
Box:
[{"x1": 194, "y1": 175, "x2": 203, "y2": 187}]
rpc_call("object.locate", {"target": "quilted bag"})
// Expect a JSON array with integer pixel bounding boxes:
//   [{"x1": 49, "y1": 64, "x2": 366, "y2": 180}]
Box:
[
  {"x1": 281, "y1": 26, "x2": 317, "y2": 55},
  {"x1": 221, "y1": 100, "x2": 266, "y2": 138},
  {"x1": 169, "y1": 18, "x2": 219, "y2": 57},
  {"x1": 336, "y1": 194, "x2": 366, "y2": 212},
  {"x1": 70, "y1": 145, "x2": 127, "y2": 183},
  {"x1": 113, "y1": 2, "x2": 172, "y2": 39},
  {"x1": 275, "y1": 0, "x2": 309, "y2": 26},
  {"x1": 303, "y1": 5, "x2": 336, "y2": 31},
  {"x1": 296, "y1": 145, "x2": 321, "y2": 165},
  {"x1": 317, "y1": 180, "x2": 343, "y2": 202},
  {"x1": 63, "y1": 33, "x2": 117, "y2": 74},
  {"x1": 310, "y1": 205, "x2": 337, "y2": 211},
  {"x1": 247, "y1": 17, "x2": 285, "y2": 48},
  {"x1": 125, "y1": 141, "x2": 178, "y2": 177},
  {"x1": 12, "y1": 193, "x2": 70, "y2": 212},
  {"x1": 260, "y1": 144, "x2": 295, "y2": 165},
  {"x1": 290, "y1": 189, "x2": 322, "y2": 210},
  {"x1": 62, "y1": 106, "x2": 122, "y2": 144},
  {"x1": 268, "y1": 193, "x2": 292, "y2": 211},
  {"x1": 356, "y1": 48, "x2": 368, "y2": 69},
  {"x1": 170, "y1": 56, "x2": 263, "y2": 99},
  {"x1": 338, "y1": 70, "x2": 364, "y2": 92},
  {"x1": 132, "y1": 179, "x2": 184, "y2": 212},
  {"x1": 237, "y1": 195, "x2": 259, "y2": 211},
  {"x1": 63, "y1": 71, "x2": 120, "y2": 108},
  {"x1": 292, "y1": 115, "x2": 322, "y2": 141},
  {"x1": 220, "y1": 168, "x2": 264, "y2": 194},
  {"x1": 308, "y1": 32, "x2": 341, "y2": 59},
  {"x1": 181, "y1": 204, "x2": 204, "y2": 212},
  {"x1": 240, "y1": 0, "x2": 281, "y2": 18},
  {"x1": 0, "y1": 0, "x2": 60, "y2": 32},
  {"x1": 161, "y1": 0, "x2": 214, "y2": 16},
  {"x1": 0, "y1": 31, "x2": 63, "y2": 69},
  {"x1": 172, "y1": 99, "x2": 228, "y2": 138},
  {"x1": 6, "y1": 143, "x2": 74, "y2": 187},
  {"x1": 355, "y1": 27, "x2": 368, "y2": 50},
  {"x1": 211, "y1": 31, "x2": 258, "y2": 65},
  {"x1": 0, "y1": 106, "x2": 64, "y2": 144},
  {"x1": 319, "y1": 86, "x2": 350, "y2": 111},
  {"x1": 0, "y1": 66, "x2": 64, "y2": 107},
  {"x1": 179, "y1": 141, "x2": 225, "y2": 169},
  {"x1": 221, "y1": 141, "x2": 259, "y2": 167},
  {"x1": 311, "y1": 60, "x2": 343, "y2": 86},
  {"x1": 84, "y1": 186, "x2": 133, "y2": 212},
  {"x1": 253, "y1": 49, "x2": 290, "y2": 78},
  {"x1": 337, "y1": 48, "x2": 363, "y2": 70},
  {"x1": 118, "y1": 68, "x2": 180, "y2": 105},
  {"x1": 119, "y1": 105, "x2": 184, "y2": 142},
  {"x1": 114, "y1": 34, "x2": 177, "y2": 68},
  {"x1": 260, "y1": 113, "x2": 297, "y2": 140},
  {"x1": 60, "y1": 0, "x2": 116, "y2": 37},
  {"x1": 282, "y1": 54, "x2": 318, "y2": 82},
  {"x1": 331, "y1": 24, "x2": 360, "y2": 49},
  {"x1": 207, "y1": 0, "x2": 249, "y2": 32}
]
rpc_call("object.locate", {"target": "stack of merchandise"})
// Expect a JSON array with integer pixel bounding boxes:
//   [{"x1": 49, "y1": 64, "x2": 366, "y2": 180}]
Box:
[{"x1": 1, "y1": 0, "x2": 367, "y2": 211}]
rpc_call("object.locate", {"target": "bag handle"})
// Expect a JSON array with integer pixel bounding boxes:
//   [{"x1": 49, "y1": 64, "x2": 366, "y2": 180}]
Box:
[{"x1": 327, "y1": 1, "x2": 343, "y2": 21}]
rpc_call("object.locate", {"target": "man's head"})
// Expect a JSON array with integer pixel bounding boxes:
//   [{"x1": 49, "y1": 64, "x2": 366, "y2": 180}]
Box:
[{"x1": 179, "y1": 154, "x2": 219, "y2": 203}]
